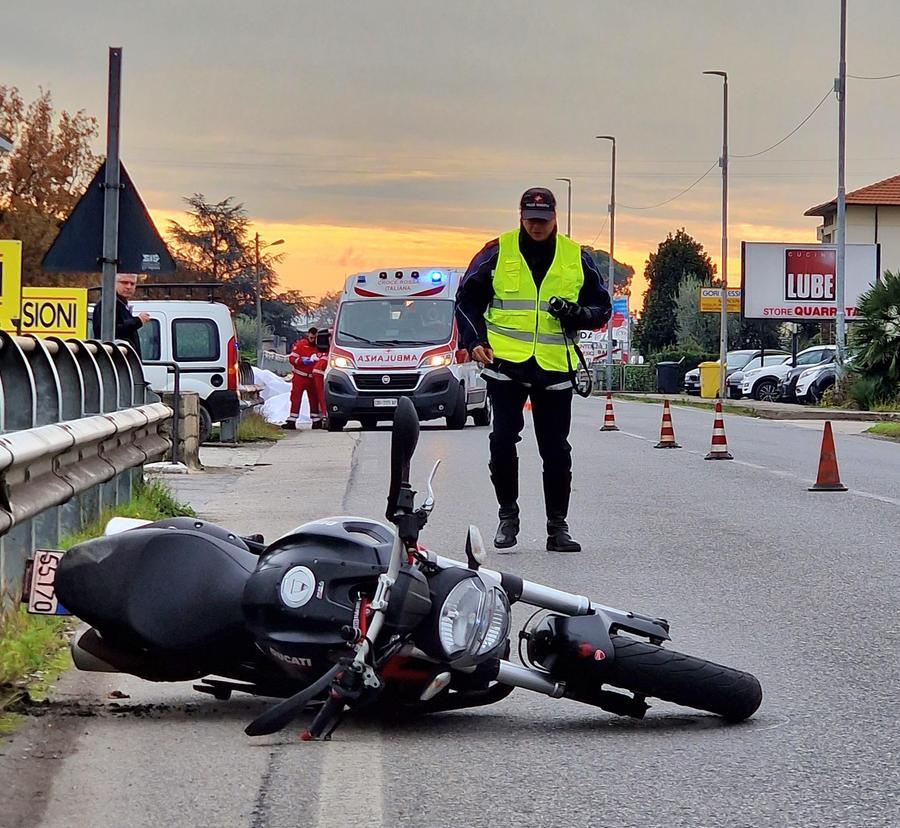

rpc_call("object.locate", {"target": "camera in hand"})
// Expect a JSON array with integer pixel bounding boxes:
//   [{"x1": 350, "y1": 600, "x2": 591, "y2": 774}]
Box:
[{"x1": 547, "y1": 296, "x2": 576, "y2": 318}]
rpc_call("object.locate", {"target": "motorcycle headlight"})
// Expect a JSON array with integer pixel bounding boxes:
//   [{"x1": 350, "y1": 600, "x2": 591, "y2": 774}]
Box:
[{"x1": 432, "y1": 574, "x2": 510, "y2": 662}]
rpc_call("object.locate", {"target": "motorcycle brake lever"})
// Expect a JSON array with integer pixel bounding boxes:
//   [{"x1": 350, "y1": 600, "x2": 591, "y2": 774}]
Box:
[{"x1": 421, "y1": 459, "x2": 442, "y2": 513}]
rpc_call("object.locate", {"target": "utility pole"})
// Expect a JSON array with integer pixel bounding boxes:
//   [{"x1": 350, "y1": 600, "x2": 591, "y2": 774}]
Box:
[
  {"x1": 555, "y1": 178, "x2": 572, "y2": 237},
  {"x1": 100, "y1": 47, "x2": 123, "y2": 343},
  {"x1": 255, "y1": 234, "x2": 285, "y2": 364},
  {"x1": 255, "y1": 232, "x2": 262, "y2": 365},
  {"x1": 595, "y1": 137, "x2": 617, "y2": 392},
  {"x1": 704, "y1": 70, "x2": 729, "y2": 398},
  {"x1": 835, "y1": 0, "x2": 848, "y2": 370}
]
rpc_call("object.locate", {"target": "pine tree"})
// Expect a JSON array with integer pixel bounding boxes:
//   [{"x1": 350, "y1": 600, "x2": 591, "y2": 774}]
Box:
[{"x1": 634, "y1": 229, "x2": 715, "y2": 354}]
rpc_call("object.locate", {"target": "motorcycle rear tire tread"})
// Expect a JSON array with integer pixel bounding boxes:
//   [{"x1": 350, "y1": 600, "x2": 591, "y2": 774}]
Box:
[{"x1": 605, "y1": 635, "x2": 762, "y2": 722}]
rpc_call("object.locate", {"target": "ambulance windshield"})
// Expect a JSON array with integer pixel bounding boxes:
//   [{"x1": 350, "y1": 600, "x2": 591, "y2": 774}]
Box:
[{"x1": 336, "y1": 299, "x2": 454, "y2": 348}]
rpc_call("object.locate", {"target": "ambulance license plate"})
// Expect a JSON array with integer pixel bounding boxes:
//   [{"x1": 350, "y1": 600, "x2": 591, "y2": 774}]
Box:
[
  {"x1": 374, "y1": 398, "x2": 398, "y2": 408},
  {"x1": 26, "y1": 550, "x2": 68, "y2": 615}
]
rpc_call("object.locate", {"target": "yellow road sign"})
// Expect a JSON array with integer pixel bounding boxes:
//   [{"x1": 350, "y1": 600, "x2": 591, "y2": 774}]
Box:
[
  {"x1": 17, "y1": 287, "x2": 89, "y2": 338},
  {"x1": 700, "y1": 287, "x2": 741, "y2": 313},
  {"x1": 0, "y1": 240, "x2": 23, "y2": 330}
]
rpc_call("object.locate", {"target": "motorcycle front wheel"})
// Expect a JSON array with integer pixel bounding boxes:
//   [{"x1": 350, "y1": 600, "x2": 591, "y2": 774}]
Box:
[{"x1": 603, "y1": 635, "x2": 762, "y2": 722}]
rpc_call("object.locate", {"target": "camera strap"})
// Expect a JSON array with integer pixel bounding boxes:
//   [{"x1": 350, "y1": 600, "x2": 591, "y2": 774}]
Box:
[{"x1": 563, "y1": 332, "x2": 593, "y2": 398}]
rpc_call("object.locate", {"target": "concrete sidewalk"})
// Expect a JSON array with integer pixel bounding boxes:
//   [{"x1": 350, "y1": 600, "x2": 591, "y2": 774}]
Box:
[
  {"x1": 612, "y1": 392, "x2": 899, "y2": 422},
  {"x1": 153, "y1": 429, "x2": 359, "y2": 538}
]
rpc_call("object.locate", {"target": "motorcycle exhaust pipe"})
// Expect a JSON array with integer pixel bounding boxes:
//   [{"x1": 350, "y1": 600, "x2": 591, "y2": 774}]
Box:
[{"x1": 71, "y1": 627, "x2": 124, "y2": 673}]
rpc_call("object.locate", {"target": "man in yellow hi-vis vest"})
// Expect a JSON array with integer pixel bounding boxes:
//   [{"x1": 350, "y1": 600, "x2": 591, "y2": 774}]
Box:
[{"x1": 456, "y1": 188, "x2": 612, "y2": 552}]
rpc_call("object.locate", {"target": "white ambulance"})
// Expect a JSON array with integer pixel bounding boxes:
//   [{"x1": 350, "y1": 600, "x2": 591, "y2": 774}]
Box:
[{"x1": 323, "y1": 267, "x2": 489, "y2": 431}]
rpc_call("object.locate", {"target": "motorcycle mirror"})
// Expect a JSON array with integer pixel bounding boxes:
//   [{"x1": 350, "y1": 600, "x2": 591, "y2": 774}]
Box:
[
  {"x1": 386, "y1": 397, "x2": 420, "y2": 520},
  {"x1": 421, "y1": 460, "x2": 441, "y2": 513},
  {"x1": 465, "y1": 525, "x2": 487, "y2": 570}
]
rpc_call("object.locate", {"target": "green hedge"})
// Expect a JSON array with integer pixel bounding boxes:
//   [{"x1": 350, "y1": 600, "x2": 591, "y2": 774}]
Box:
[{"x1": 623, "y1": 365, "x2": 656, "y2": 392}]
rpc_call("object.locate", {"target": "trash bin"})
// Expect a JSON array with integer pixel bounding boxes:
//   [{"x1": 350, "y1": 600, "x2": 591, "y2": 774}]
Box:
[
  {"x1": 655, "y1": 361, "x2": 681, "y2": 394},
  {"x1": 698, "y1": 361, "x2": 722, "y2": 398}
]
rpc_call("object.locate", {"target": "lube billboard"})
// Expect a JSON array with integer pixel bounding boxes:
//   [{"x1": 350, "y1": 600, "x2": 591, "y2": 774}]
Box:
[{"x1": 741, "y1": 242, "x2": 880, "y2": 321}]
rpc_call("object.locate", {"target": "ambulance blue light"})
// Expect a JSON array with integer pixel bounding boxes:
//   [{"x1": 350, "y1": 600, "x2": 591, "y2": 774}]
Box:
[{"x1": 430, "y1": 271, "x2": 443, "y2": 283}]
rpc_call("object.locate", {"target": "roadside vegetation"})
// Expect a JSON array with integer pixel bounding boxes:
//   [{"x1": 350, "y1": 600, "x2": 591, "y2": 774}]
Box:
[
  {"x1": 865, "y1": 422, "x2": 900, "y2": 441},
  {"x1": 0, "y1": 479, "x2": 194, "y2": 728},
  {"x1": 819, "y1": 271, "x2": 900, "y2": 412},
  {"x1": 237, "y1": 412, "x2": 284, "y2": 442}
]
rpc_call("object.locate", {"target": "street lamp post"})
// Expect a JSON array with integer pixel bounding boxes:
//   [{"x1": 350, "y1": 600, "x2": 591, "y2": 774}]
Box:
[
  {"x1": 835, "y1": 0, "x2": 848, "y2": 370},
  {"x1": 704, "y1": 70, "x2": 729, "y2": 398},
  {"x1": 554, "y1": 178, "x2": 572, "y2": 237},
  {"x1": 596, "y1": 136, "x2": 616, "y2": 392},
  {"x1": 254, "y1": 233, "x2": 284, "y2": 365}
]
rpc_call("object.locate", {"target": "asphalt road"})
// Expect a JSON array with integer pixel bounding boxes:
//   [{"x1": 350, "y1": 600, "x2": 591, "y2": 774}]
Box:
[{"x1": 3, "y1": 399, "x2": 898, "y2": 828}]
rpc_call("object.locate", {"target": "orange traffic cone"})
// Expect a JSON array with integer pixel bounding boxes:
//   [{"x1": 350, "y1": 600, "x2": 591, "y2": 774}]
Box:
[
  {"x1": 600, "y1": 393, "x2": 619, "y2": 432},
  {"x1": 705, "y1": 399, "x2": 733, "y2": 460},
  {"x1": 808, "y1": 421, "x2": 847, "y2": 491},
  {"x1": 654, "y1": 399, "x2": 681, "y2": 449}
]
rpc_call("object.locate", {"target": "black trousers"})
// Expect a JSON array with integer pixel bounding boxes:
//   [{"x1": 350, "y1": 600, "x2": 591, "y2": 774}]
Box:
[{"x1": 486, "y1": 377, "x2": 573, "y2": 528}]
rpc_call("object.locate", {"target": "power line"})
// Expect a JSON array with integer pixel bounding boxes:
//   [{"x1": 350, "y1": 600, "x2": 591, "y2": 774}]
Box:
[
  {"x1": 732, "y1": 88, "x2": 833, "y2": 159},
  {"x1": 618, "y1": 160, "x2": 719, "y2": 210},
  {"x1": 849, "y1": 71, "x2": 900, "y2": 80},
  {"x1": 588, "y1": 216, "x2": 608, "y2": 248}
]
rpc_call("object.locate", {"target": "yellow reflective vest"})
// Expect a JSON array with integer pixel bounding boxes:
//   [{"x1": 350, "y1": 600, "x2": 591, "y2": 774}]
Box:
[{"x1": 485, "y1": 230, "x2": 585, "y2": 372}]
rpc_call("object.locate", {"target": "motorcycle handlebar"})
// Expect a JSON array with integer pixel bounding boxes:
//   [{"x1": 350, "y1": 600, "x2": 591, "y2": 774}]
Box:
[{"x1": 386, "y1": 397, "x2": 420, "y2": 520}]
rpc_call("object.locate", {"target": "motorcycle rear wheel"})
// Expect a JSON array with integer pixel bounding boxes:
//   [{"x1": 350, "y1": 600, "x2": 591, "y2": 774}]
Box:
[{"x1": 604, "y1": 635, "x2": 762, "y2": 722}]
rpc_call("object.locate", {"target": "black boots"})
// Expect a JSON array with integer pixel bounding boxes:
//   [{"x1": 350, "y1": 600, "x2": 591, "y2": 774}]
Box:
[
  {"x1": 488, "y1": 460, "x2": 580, "y2": 552},
  {"x1": 544, "y1": 471, "x2": 581, "y2": 552},
  {"x1": 490, "y1": 459, "x2": 519, "y2": 550},
  {"x1": 494, "y1": 512, "x2": 520, "y2": 550},
  {"x1": 546, "y1": 522, "x2": 581, "y2": 553}
]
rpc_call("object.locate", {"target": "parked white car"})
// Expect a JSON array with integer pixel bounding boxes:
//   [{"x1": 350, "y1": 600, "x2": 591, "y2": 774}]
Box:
[{"x1": 740, "y1": 345, "x2": 836, "y2": 402}]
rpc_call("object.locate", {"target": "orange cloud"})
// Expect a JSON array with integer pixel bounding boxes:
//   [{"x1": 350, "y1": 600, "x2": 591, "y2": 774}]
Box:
[{"x1": 150, "y1": 208, "x2": 818, "y2": 314}]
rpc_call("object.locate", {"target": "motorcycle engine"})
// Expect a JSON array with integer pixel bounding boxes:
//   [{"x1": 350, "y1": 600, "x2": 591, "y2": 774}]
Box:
[{"x1": 242, "y1": 517, "x2": 430, "y2": 677}]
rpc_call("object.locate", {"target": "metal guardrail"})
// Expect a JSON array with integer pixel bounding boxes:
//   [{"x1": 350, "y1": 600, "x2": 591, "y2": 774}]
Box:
[{"x1": 0, "y1": 333, "x2": 172, "y2": 610}]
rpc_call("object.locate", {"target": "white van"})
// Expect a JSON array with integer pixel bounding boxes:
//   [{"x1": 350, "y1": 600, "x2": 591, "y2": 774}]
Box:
[
  {"x1": 132, "y1": 300, "x2": 241, "y2": 442},
  {"x1": 323, "y1": 267, "x2": 489, "y2": 431}
]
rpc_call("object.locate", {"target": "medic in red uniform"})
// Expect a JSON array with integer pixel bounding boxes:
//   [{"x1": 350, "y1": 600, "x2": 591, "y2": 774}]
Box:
[{"x1": 284, "y1": 327, "x2": 323, "y2": 429}]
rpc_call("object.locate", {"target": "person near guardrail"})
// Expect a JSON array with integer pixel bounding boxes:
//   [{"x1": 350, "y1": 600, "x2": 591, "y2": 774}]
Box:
[
  {"x1": 284, "y1": 327, "x2": 323, "y2": 430},
  {"x1": 91, "y1": 273, "x2": 150, "y2": 356},
  {"x1": 456, "y1": 187, "x2": 611, "y2": 553}
]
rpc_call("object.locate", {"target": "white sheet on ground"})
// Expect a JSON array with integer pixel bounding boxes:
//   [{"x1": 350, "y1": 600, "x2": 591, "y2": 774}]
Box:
[{"x1": 253, "y1": 367, "x2": 311, "y2": 424}]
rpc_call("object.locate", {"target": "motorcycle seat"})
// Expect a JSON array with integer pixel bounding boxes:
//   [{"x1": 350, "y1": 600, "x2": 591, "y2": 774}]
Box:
[{"x1": 57, "y1": 517, "x2": 258, "y2": 653}]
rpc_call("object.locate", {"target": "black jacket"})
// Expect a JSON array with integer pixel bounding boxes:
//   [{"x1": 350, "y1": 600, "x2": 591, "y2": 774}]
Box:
[
  {"x1": 455, "y1": 228, "x2": 612, "y2": 386},
  {"x1": 92, "y1": 295, "x2": 144, "y2": 356}
]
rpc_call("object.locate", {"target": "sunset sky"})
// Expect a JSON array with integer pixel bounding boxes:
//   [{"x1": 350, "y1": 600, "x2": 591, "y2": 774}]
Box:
[{"x1": 6, "y1": 1, "x2": 900, "y2": 307}]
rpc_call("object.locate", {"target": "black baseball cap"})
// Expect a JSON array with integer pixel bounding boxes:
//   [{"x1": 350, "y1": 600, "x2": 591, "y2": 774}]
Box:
[{"x1": 520, "y1": 187, "x2": 556, "y2": 220}]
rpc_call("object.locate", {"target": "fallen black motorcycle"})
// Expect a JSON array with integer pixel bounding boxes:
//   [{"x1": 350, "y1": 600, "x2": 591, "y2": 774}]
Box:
[{"x1": 23, "y1": 397, "x2": 762, "y2": 739}]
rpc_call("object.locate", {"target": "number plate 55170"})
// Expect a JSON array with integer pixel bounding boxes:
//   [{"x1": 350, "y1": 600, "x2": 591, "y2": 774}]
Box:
[{"x1": 27, "y1": 550, "x2": 67, "y2": 615}]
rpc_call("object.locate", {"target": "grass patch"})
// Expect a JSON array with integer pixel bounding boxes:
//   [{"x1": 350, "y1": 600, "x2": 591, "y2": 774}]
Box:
[
  {"x1": 0, "y1": 478, "x2": 195, "y2": 728},
  {"x1": 237, "y1": 412, "x2": 284, "y2": 442},
  {"x1": 612, "y1": 394, "x2": 759, "y2": 418},
  {"x1": 866, "y1": 422, "x2": 900, "y2": 441}
]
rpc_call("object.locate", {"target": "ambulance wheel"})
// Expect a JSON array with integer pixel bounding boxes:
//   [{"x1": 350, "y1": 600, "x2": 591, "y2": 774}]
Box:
[
  {"x1": 199, "y1": 406, "x2": 213, "y2": 445},
  {"x1": 327, "y1": 416, "x2": 346, "y2": 432},
  {"x1": 472, "y1": 398, "x2": 492, "y2": 427},
  {"x1": 446, "y1": 384, "x2": 467, "y2": 430}
]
